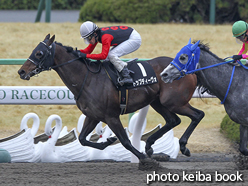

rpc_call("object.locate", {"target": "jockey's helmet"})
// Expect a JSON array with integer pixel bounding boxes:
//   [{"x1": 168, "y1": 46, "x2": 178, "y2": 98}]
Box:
[
  {"x1": 80, "y1": 21, "x2": 99, "y2": 44},
  {"x1": 232, "y1": 20, "x2": 248, "y2": 37}
]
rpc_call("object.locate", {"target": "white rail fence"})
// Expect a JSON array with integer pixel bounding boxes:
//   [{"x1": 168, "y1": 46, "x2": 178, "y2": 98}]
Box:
[{"x1": 0, "y1": 86, "x2": 215, "y2": 105}]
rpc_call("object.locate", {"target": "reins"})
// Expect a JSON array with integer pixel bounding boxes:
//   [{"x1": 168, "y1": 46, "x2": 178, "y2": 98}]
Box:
[
  {"x1": 51, "y1": 56, "x2": 101, "y2": 74},
  {"x1": 50, "y1": 57, "x2": 80, "y2": 69},
  {"x1": 221, "y1": 65, "x2": 236, "y2": 104},
  {"x1": 29, "y1": 38, "x2": 103, "y2": 102},
  {"x1": 174, "y1": 52, "x2": 238, "y2": 104},
  {"x1": 185, "y1": 59, "x2": 234, "y2": 74},
  {"x1": 34, "y1": 41, "x2": 102, "y2": 101},
  {"x1": 171, "y1": 39, "x2": 243, "y2": 105},
  {"x1": 185, "y1": 56, "x2": 237, "y2": 104}
]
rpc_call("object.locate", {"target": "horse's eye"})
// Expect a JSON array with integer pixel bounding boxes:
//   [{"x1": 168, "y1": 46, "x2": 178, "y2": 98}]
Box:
[
  {"x1": 179, "y1": 54, "x2": 188, "y2": 64},
  {"x1": 35, "y1": 51, "x2": 44, "y2": 59},
  {"x1": 179, "y1": 56, "x2": 185, "y2": 60}
]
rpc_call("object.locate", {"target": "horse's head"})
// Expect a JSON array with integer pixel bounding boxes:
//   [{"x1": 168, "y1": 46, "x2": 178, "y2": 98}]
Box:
[
  {"x1": 160, "y1": 38, "x2": 201, "y2": 83},
  {"x1": 18, "y1": 34, "x2": 56, "y2": 80}
]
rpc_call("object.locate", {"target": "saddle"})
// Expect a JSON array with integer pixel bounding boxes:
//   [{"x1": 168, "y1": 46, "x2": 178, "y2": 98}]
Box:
[{"x1": 102, "y1": 58, "x2": 158, "y2": 114}]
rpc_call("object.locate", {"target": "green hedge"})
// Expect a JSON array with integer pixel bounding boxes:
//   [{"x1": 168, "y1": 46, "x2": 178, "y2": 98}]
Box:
[
  {"x1": 79, "y1": 0, "x2": 176, "y2": 23},
  {"x1": 0, "y1": 0, "x2": 86, "y2": 10},
  {"x1": 220, "y1": 114, "x2": 240, "y2": 143},
  {"x1": 79, "y1": 0, "x2": 248, "y2": 23},
  {"x1": 1, "y1": 0, "x2": 248, "y2": 23}
]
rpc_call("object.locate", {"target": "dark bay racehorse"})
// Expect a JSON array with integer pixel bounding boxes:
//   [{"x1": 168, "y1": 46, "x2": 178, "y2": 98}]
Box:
[
  {"x1": 18, "y1": 34, "x2": 204, "y2": 168},
  {"x1": 160, "y1": 38, "x2": 248, "y2": 156}
]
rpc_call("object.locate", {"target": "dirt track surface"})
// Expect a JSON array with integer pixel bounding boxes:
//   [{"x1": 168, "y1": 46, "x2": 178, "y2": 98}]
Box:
[{"x1": 0, "y1": 153, "x2": 247, "y2": 186}]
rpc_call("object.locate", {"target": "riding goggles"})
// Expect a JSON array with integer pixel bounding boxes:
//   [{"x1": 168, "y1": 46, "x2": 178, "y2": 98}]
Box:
[
  {"x1": 84, "y1": 33, "x2": 94, "y2": 45},
  {"x1": 237, "y1": 33, "x2": 247, "y2": 42}
]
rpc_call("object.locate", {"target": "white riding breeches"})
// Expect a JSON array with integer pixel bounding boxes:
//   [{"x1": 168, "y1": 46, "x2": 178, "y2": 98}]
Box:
[{"x1": 106, "y1": 29, "x2": 142, "y2": 72}]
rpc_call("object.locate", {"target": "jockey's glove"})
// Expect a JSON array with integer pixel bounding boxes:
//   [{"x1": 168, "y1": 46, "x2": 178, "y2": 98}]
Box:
[
  {"x1": 233, "y1": 55, "x2": 242, "y2": 61},
  {"x1": 77, "y1": 51, "x2": 86, "y2": 58}
]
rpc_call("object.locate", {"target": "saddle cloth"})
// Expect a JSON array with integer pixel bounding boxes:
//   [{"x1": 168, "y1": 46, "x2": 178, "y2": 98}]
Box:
[
  {"x1": 102, "y1": 59, "x2": 158, "y2": 115},
  {"x1": 102, "y1": 58, "x2": 158, "y2": 89}
]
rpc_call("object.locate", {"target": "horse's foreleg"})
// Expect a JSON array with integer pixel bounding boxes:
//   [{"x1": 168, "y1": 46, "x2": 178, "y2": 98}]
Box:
[
  {"x1": 107, "y1": 117, "x2": 146, "y2": 160},
  {"x1": 78, "y1": 117, "x2": 117, "y2": 150},
  {"x1": 146, "y1": 118, "x2": 181, "y2": 157},
  {"x1": 176, "y1": 105, "x2": 205, "y2": 157},
  {"x1": 146, "y1": 102, "x2": 181, "y2": 157},
  {"x1": 239, "y1": 124, "x2": 248, "y2": 155}
]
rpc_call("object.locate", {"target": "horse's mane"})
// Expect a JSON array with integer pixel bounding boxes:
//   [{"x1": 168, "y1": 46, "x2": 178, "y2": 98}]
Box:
[
  {"x1": 55, "y1": 41, "x2": 78, "y2": 57},
  {"x1": 195, "y1": 41, "x2": 223, "y2": 61},
  {"x1": 54, "y1": 41, "x2": 101, "y2": 68},
  {"x1": 193, "y1": 40, "x2": 219, "y2": 98}
]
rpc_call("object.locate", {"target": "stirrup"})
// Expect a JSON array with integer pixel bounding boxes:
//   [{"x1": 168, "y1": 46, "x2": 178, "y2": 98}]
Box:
[{"x1": 117, "y1": 77, "x2": 124, "y2": 86}]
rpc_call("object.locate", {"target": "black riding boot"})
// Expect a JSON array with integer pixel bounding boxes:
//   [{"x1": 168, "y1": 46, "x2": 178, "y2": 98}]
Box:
[{"x1": 119, "y1": 66, "x2": 134, "y2": 85}]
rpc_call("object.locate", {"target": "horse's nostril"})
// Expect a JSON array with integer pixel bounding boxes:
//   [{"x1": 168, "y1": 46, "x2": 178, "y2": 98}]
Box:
[
  {"x1": 18, "y1": 69, "x2": 25, "y2": 76},
  {"x1": 161, "y1": 73, "x2": 168, "y2": 77}
]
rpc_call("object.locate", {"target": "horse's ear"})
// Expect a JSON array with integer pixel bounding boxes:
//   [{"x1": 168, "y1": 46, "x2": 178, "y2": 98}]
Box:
[
  {"x1": 187, "y1": 38, "x2": 191, "y2": 45},
  {"x1": 51, "y1": 35, "x2": 55, "y2": 43},
  {"x1": 47, "y1": 35, "x2": 55, "y2": 46},
  {"x1": 191, "y1": 40, "x2": 200, "y2": 51},
  {"x1": 44, "y1": 34, "x2": 50, "y2": 41}
]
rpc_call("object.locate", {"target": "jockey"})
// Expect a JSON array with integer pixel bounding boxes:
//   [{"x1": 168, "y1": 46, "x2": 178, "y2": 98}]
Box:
[
  {"x1": 232, "y1": 20, "x2": 248, "y2": 63},
  {"x1": 78, "y1": 21, "x2": 142, "y2": 85}
]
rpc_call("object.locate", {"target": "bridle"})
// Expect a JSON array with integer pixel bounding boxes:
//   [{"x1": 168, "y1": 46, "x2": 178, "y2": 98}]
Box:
[
  {"x1": 27, "y1": 39, "x2": 102, "y2": 101},
  {"x1": 170, "y1": 40, "x2": 201, "y2": 80},
  {"x1": 28, "y1": 40, "x2": 101, "y2": 73},
  {"x1": 28, "y1": 40, "x2": 56, "y2": 75}
]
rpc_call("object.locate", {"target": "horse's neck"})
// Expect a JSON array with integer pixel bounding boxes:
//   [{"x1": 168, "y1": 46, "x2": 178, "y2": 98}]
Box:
[
  {"x1": 52, "y1": 46, "x2": 110, "y2": 106},
  {"x1": 53, "y1": 47, "x2": 89, "y2": 97},
  {"x1": 197, "y1": 51, "x2": 238, "y2": 99}
]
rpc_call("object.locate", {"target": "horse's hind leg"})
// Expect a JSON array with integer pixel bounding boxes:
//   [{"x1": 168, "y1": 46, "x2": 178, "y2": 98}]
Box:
[
  {"x1": 78, "y1": 116, "x2": 117, "y2": 150},
  {"x1": 106, "y1": 117, "x2": 147, "y2": 160},
  {"x1": 174, "y1": 103, "x2": 205, "y2": 156},
  {"x1": 146, "y1": 100, "x2": 181, "y2": 157},
  {"x1": 239, "y1": 125, "x2": 248, "y2": 155}
]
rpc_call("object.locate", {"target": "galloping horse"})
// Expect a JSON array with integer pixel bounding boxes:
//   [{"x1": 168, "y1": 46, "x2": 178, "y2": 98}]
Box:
[
  {"x1": 18, "y1": 34, "x2": 204, "y2": 168},
  {"x1": 160, "y1": 38, "x2": 248, "y2": 156}
]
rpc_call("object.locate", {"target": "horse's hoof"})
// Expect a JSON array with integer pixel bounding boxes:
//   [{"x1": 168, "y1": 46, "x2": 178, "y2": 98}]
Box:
[
  {"x1": 138, "y1": 158, "x2": 161, "y2": 171},
  {"x1": 234, "y1": 153, "x2": 248, "y2": 170},
  {"x1": 146, "y1": 148, "x2": 154, "y2": 158},
  {"x1": 181, "y1": 148, "x2": 191, "y2": 157},
  {"x1": 151, "y1": 153, "x2": 170, "y2": 162},
  {"x1": 239, "y1": 147, "x2": 248, "y2": 156},
  {"x1": 107, "y1": 137, "x2": 117, "y2": 144}
]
